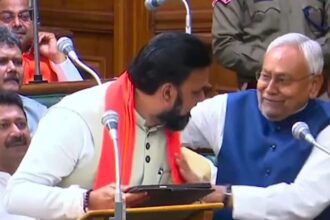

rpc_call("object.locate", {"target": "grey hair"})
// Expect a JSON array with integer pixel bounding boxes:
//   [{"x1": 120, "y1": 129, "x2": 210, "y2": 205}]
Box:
[{"x1": 266, "y1": 33, "x2": 323, "y2": 75}]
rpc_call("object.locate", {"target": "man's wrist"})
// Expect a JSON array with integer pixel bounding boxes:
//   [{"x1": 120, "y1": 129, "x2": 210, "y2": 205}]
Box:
[
  {"x1": 223, "y1": 185, "x2": 233, "y2": 209},
  {"x1": 49, "y1": 52, "x2": 66, "y2": 64},
  {"x1": 83, "y1": 189, "x2": 93, "y2": 213}
]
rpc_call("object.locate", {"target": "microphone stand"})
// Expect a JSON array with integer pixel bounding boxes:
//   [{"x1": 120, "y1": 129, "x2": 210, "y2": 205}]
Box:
[
  {"x1": 307, "y1": 135, "x2": 330, "y2": 155},
  {"x1": 71, "y1": 58, "x2": 102, "y2": 85},
  {"x1": 181, "y1": 0, "x2": 191, "y2": 34},
  {"x1": 109, "y1": 129, "x2": 126, "y2": 220},
  {"x1": 30, "y1": 0, "x2": 47, "y2": 83}
]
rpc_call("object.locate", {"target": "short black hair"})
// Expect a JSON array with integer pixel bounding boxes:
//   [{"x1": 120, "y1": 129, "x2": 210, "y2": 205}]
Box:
[
  {"x1": 128, "y1": 32, "x2": 211, "y2": 94},
  {"x1": 0, "y1": 27, "x2": 22, "y2": 51},
  {"x1": 0, "y1": 91, "x2": 26, "y2": 119}
]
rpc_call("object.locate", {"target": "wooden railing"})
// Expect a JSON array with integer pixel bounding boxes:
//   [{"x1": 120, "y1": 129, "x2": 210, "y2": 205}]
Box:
[{"x1": 19, "y1": 80, "x2": 98, "y2": 96}]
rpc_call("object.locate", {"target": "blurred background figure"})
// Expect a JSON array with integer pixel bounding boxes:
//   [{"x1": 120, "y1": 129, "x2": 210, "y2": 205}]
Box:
[
  {"x1": 0, "y1": 91, "x2": 33, "y2": 220},
  {"x1": 0, "y1": 0, "x2": 82, "y2": 84},
  {"x1": 212, "y1": 0, "x2": 330, "y2": 90},
  {"x1": 0, "y1": 26, "x2": 46, "y2": 135}
]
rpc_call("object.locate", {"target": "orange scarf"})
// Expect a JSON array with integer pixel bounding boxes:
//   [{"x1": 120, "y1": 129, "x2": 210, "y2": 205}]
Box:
[
  {"x1": 22, "y1": 52, "x2": 58, "y2": 84},
  {"x1": 94, "y1": 71, "x2": 184, "y2": 189}
]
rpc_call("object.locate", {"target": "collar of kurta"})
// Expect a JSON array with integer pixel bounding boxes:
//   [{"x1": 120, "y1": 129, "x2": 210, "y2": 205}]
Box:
[{"x1": 93, "y1": 71, "x2": 184, "y2": 189}]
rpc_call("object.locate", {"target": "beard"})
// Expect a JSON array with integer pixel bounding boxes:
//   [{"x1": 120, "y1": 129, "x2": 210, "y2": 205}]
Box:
[{"x1": 157, "y1": 94, "x2": 191, "y2": 131}]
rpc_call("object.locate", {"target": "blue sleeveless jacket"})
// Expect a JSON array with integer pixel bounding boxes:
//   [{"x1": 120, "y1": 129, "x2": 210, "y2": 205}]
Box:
[{"x1": 214, "y1": 90, "x2": 330, "y2": 220}]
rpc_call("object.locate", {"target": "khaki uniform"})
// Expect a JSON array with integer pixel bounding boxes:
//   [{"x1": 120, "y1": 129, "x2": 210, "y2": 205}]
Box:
[{"x1": 212, "y1": 0, "x2": 330, "y2": 83}]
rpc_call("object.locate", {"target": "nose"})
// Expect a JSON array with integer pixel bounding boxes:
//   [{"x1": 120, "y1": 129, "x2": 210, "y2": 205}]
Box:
[
  {"x1": 11, "y1": 123, "x2": 23, "y2": 134},
  {"x1": 12, "y1": 15, "x2": 22, "y2": 27},
  {"x1": 6, "y1": 60, "x2": 16, "y2": 71},
  {"x1": 198, "y1": 91, "x2": 206, "y2": 102},
  {"x1": 264, "y1": 78, "x2": 279, "y2": 94}
]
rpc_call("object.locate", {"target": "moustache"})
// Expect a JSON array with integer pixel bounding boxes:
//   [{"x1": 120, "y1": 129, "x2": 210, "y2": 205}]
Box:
[
  {"x1": 4, "y1": 75, "x2": 20, "y2": 84},
  {"x1": 11, "y1": 27, "x2": 26, "y2": 35},
  {"x1": 5, "y1": 135, "x2": 28, "y2": 148}
]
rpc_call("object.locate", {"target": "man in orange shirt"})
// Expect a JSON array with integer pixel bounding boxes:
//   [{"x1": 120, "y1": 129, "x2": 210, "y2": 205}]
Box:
[{"x1": 0, "y1": 0, "x2": 82, "y2": 84}]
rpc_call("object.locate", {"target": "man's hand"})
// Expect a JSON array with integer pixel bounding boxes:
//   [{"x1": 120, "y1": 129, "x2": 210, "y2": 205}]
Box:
[
  {"x1": 175, "y1": 152, "x2": 202, "y2": 183},
  {"x1": 88, "y1": 184, "x2": 148, "y2": 210},
  {"x1": 38, "y1": 32, "x2": 66, "y2": 64},
  {"x1": 202, "y1": 185, "x2": 225, "y2": 203}
]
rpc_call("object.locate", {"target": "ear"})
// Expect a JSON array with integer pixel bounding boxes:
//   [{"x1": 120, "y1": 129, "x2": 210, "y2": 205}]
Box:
[
  {"x1": 160, "y1": 83, "x2": 178, "y2": 105},
  {"x1": 309, "y1": 74, "x2": 324, "y2": 99}
]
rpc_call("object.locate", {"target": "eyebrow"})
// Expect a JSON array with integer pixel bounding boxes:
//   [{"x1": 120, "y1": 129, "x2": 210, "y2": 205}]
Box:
[
  {"x1": 262, "y1": 69, "x2": 291, "y2": 76},
  {"x1": 0, "y1": 9, "x2": 30, "y2": 14}
]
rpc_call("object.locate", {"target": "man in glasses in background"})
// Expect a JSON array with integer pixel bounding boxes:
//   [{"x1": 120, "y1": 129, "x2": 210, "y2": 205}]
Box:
[
  {"x1": 181, "y1": 33, "x2": 330, "y2": 219},
  {"x1": 212, "y1": 0, "x2": 330, "y2": 90},
  {"x1": 0, "y1": 0, "x2": 82, "y2": 84}
]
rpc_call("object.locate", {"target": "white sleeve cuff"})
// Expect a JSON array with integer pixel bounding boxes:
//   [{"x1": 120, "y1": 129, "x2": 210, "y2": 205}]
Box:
[
  {"x1": 50, "y1": 57, "x2": 83, "y2": 81},
  {"x1": 232, "y1": 185, "x2": 268, "y2": 220},
  {"x1": 63, "y1": 185, "x2": 86, "y2": 219}
]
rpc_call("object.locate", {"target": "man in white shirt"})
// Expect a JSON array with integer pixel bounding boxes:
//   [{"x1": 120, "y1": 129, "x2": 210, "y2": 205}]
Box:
[
  {"x1": 3, "y1": 32, "x2": 213, "y2": 220},
  {"x1": 0, "y1": 91, "x2": 33, "y2": 220},
  {"x1": 182, "y1": 33, "x2": 330, "y2": 219}
]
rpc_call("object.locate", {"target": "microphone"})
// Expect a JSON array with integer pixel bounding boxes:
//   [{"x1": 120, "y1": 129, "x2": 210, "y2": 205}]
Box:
[
  {"x1": 57, "y1": 37, "x2": 102, "y2": 85},
  {"x1": 292, "y1": 121, "x2": 330, "y2": 155},
  {"x1": 101, "y1": 111, "x2": 126, "y2": 220},
  {"x1": 145, "y1": 0, "x2": 167, "y2": 10},
  {"x1": 144, "y1": 0, "x2": 191, "y2": 34}
]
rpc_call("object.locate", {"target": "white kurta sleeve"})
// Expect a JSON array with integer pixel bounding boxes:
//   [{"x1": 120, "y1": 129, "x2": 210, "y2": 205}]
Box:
[
  {"x1": 50, "y1": 57, "x2": 83, "y2": 81},
  {"x1": 181, "y1": 94, "x2": 228, "y2": 156},
  {"x1": 3, "y1": 107, "x2": 94, "y2": 219},
  {"x1": 232, "y1": 125, "x2": 330, "y2": 220}
]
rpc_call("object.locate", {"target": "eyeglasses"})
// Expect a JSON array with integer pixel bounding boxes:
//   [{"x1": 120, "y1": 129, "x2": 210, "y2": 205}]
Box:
[
  {"x1": 0, "y1": 10, "x2": 32, "y2": 24},
  {"x1": 256, "y1": 72, "x2": 315, "y2": 88},
  {"x1": 0, "y1": 57, "x2": 23, "y2": 67}
]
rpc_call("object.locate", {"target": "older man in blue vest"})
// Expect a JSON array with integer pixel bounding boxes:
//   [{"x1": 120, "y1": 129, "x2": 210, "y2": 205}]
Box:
[{"x1": 181, "y1": 33, "x2": 330, "y2": 220}]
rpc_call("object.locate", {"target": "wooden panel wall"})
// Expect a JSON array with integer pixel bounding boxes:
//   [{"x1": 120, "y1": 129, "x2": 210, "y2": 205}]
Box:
[
  {"x1": 39, "y1": 0, "x2": 114, "y2": 79},
  {"x1": 39, "y1": 0, "x2": 237, "y2": 90}
]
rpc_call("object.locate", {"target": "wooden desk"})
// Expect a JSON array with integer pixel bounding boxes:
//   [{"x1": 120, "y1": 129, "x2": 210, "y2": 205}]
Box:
[
  {"x1": 79, "y1": 203, "x2": 223, "y2": 220},
  {"x1": 19, "y1": 80, "x2": 98, "y2": 96}
]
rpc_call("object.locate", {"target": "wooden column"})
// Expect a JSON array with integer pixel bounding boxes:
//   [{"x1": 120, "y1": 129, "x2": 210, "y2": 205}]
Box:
[{"x1": 113, "y1": 1, "x2": 153, "y2": 76}]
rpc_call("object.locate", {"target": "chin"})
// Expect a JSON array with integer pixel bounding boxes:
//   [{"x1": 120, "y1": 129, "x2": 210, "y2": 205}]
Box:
[
  {"x1": 5, "y1": 87, "x2": 20, "y2": 93},
  {"x1": 261, "y1": 109, "x2": 285, "y2": 122},
  {"x1": 4, "y1": 84, "x2": 20, "y2": 92}
]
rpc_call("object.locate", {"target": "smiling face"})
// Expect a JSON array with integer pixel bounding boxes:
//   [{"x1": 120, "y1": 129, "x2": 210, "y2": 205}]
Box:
[
  {"x1": 0, "y1": 0, "x2": 33, "y2": 52},
  {"x1": 0, "y1": 43, "x2": 23, "y2": 92},
  {"x1": 257, "y1": 45, "x2": 322, "y2": 121},
  {"x1": 0, "y1": 104, "x2": 30, "y2": 175}
]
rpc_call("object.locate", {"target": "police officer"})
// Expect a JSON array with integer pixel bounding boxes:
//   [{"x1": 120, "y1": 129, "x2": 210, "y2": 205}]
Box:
[{"x1": 212, "y1": 0, "x2": 330, "y2": 89}]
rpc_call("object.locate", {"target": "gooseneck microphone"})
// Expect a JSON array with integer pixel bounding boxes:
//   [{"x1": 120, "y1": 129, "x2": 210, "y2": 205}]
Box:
[
  {"x1": 144, "y1": 0, "x2": 192, "y2": 34},
  {"x1": 145, "y1": 0, "x2": 167, "y2": 10},
  {"x1": 292, "y1": 121, "x2": 330, "y2": 155},
  {"x1": 57, "y1": 37, "x2": 102, "y2": 85},
  {"x1": 101, "y1": 111, "x2": 126, "y2": 220}
]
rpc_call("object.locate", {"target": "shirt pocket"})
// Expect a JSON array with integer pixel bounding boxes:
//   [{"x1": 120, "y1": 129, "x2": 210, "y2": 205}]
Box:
[
  {"x1": 245, "y1": 0, "x2": 281, "y2": 36},
  {"x1": 249, "y1": 1, "x2": 280, "y2": 22},
  {"x1": 301, "y1": 0, "x2": 327, "y2": 36}
]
